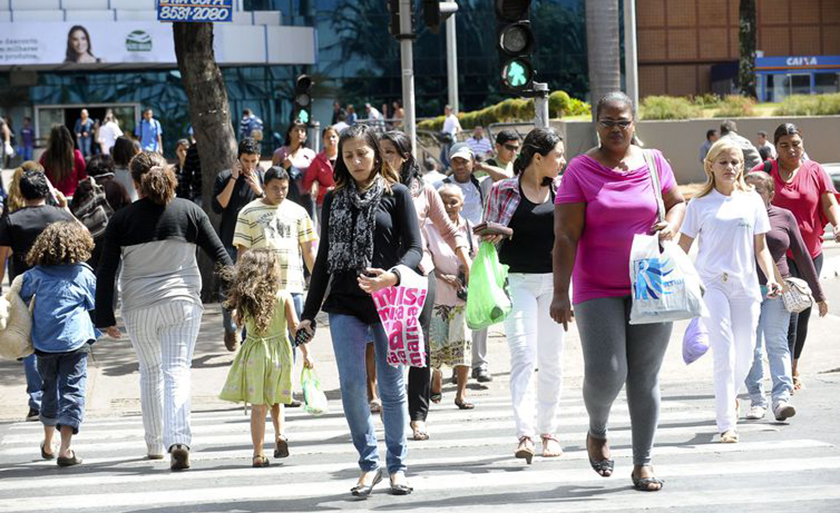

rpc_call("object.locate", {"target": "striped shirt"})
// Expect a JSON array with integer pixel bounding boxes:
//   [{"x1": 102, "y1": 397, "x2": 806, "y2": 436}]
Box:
[{"x1": 233, "y1": 199, "x2": 318, "y2": 293}]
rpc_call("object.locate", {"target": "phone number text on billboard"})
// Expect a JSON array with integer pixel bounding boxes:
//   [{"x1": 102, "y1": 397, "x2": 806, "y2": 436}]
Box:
[{"x1": 157, "y1": 1, "x2": 233, "y2": 23}]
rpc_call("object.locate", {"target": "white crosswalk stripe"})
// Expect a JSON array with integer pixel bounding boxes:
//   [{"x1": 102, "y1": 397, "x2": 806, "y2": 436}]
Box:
[{"x1": 0, "y1": 383, "x2": 837, "y2": 513}]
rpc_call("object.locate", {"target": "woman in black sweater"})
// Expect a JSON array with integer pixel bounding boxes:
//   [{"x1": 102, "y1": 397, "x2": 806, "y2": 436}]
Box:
[{"x1": 299, "y1": 125, "x2": 422, "y2": 496}]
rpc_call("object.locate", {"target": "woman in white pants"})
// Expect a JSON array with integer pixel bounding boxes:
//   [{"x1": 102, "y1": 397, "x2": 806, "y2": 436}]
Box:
[
  {"x1": 483, "y1": 128, "x2": 567, "y2": 463},
  {"x1": 678, "y1": 139, "x2": 781, "y2": 443},
  {"x1": 96, "y1": 152, "x2": 232, "y2": 470}
]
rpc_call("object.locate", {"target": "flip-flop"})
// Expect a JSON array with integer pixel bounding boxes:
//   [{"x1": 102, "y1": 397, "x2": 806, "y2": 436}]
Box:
[
  {"x1": 631, "y1": 470, "x2": 665, "y2": 491},
  {"x1": 410, "y1": 422, "x2": 429, "y2": 441},
  {"x1": 56, "y1": 451, "x2": 82, "y2": 467},
  {"x1": 586, "y1": 433, "x2": 614, "y2": 477},
  {"x1": 274, "y1": 436, "x2": 290, "y2": 458},
  {"x1": 454, "y1": 399, "x2": 474, "y2": 410},
  {"x1": 252, "y1": 454, "x2": 270, "y2": 467},
  {"x1": 40, "y1": 442, "x2": 55, "y2": 460},
  {"x1": 430, "y1": 392, "x2": 442, "y2": 404}
]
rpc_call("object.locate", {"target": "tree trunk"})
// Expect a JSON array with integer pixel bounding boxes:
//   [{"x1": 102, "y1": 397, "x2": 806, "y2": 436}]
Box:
[
  {"x1": 173, "y1": 22, "x2": 238, "y2": 302},
  {"x1": 585, "y1": 0, "x2": 621, "y2": 121},
  {"x1": 738, "y1": 0, "x2": 757, "y2": 98}
]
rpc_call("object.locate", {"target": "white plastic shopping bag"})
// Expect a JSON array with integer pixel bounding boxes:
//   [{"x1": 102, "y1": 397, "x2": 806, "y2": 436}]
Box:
[{"x1": 629, "y1": 234, "x2": 708, "y2": 325}]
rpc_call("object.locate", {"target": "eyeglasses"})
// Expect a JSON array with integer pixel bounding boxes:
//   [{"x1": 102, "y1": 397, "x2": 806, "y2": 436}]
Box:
[
  {"x1": 503, "y1": 144, "x2": 520, "y2": 152},
  {"x1": 598, "y1": 120, "x2": 633, "y2": 130}
]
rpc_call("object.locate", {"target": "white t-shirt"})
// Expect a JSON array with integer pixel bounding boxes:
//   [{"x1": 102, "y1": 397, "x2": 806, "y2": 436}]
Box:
[
  {"x1": 98, "y1": 121, "x2": 123, "y2": 155},
  {"x1": 680, "y1": 189, "x2": 770, "y2": 300},
  {"x1": 442, "y1": 114, "x2": 461, "y2": 136}
]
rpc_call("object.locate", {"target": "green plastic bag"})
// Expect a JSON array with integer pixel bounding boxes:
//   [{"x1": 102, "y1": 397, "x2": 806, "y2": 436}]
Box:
[
  {"x1": 301, "y1": 367, "x2": 329, "y2": 416},
  {"x1": 466, "y1": 241, "x2": 512, "y2": 329}
]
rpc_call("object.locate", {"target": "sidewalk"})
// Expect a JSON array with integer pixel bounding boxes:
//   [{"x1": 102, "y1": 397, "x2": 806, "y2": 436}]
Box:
[{"x1": 2, "y1": 256, "x2": 840, "y2": 422}]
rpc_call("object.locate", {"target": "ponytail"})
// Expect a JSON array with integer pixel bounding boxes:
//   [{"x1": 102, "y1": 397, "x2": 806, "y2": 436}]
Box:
[
  {"x1": 129, "y1": 151, "x2": 177, "y2": 205},
  {"x1": 514, "y1": 128, "x2": 563, "y2": 176}
]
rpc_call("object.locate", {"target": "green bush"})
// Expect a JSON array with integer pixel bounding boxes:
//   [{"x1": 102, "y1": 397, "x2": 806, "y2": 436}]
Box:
[
  {"x1": 417, "y1": 91, "x2": 590, "y2": 131},
  {"x1": 774, "y1": 93, "x2": 840, "y2": 116},
  {"x1": 713, "y1": 95, "x2": 756, "y2": 118},
  {"x1": 640, "y1": 96, "x2": 702, "y2": 120},
  {"x1": 690, "y1": 93, "x2": 722, "y2": 108}
]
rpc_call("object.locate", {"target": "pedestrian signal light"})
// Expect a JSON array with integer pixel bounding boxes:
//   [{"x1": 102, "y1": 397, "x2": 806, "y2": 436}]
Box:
[
  {"x1": 294, "y1": 74, "x2": 313, "y2": 126},
  {"x1": 496, "y1": 0, "x2": 535, "y2": 94}
]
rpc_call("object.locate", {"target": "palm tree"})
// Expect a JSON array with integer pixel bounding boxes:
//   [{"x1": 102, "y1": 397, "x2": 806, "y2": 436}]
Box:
[
  {"x1": 738, "y1": 0, "x2": 757, "y2": 98},
  {"x1": 585, "y1": 0, "x2": 621, "y2": 119}
]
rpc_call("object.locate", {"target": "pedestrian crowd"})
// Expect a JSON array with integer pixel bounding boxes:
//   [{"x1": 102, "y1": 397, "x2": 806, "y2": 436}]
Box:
[{"x1": 0, "y1": 91, "x2": 836, "y2": 499}]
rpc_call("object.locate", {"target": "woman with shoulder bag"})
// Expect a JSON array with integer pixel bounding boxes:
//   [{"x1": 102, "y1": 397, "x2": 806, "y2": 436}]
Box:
[
  {"x1": 742, "y1": 171, "x2": 827, "y2": 423},
  {"x1": 484, "y1": 127, "x2": 567, "y2": 464},
  {"x1": 552, "y1": 92, "x2": 686, "y2": 491}
]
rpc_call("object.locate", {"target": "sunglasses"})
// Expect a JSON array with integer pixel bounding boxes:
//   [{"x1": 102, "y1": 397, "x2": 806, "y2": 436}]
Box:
[
  {"x1": 598, "y1": 120, "x2": 633, "y2": 130},
  {"x1": 503, "y1": 144, "x2": 520, "y2": 152}
]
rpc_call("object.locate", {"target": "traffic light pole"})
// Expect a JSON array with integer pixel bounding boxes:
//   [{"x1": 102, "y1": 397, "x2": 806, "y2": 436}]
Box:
[
  {"x1": 398, "y1": 0, "x2": 417, "y2": 156},
  {"x1": 446, "y1": 14, "x2": 459, "y2": 113},
  {"x1": 533, "y1": 82, "x2": 550, "y2": 129}
]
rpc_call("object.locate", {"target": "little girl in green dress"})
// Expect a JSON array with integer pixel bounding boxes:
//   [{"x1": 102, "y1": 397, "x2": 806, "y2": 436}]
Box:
[{"x1": 219, "y1": 248, "x2": 313, "y2": 467}]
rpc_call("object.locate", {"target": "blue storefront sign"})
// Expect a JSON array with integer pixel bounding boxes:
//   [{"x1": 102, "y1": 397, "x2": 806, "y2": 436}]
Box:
[
  {"x1": 157, "y1": 0, "x2": 233, "y2": 23},
  {"x1": 755, "y1": 55, "x2": 840, "y2": 102}
]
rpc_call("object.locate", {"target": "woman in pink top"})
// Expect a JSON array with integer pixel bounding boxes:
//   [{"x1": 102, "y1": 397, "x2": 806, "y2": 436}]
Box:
[
  {"x1": 749, "y1": 123, "x2": 840, "y2": 389},
  {"x1": 272, "y1": 120, "x2": 316, "y2": 214},
  {"x1": 380, "y1": 130, "x2": 471, "y2": 442},
  {"x1": 551, "y1": 92, "x2": 686, "y2": 492},
  {"x1": 39, "y1": 125, "x2": 87, "y2": 198},
  {"x1": 303, "y1": 126, "x2": 339, "y2": 227}
]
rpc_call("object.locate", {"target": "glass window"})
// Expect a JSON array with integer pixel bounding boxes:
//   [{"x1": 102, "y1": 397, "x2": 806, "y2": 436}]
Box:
[
  {"x1": 815, "y1": 73, "x2": 840, "y2": 95},
  {"x1": 790, "y1": 74, "x2": 811, "y2": 96}
]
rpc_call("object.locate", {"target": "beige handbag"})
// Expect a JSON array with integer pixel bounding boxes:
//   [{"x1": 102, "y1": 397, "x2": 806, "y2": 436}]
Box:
[
  {"x1": 0, "y1": 275, "x2": 34, "y2": 360},
  {"x1": 770, "y1": 261, "x2": 813, "y2": 314}
]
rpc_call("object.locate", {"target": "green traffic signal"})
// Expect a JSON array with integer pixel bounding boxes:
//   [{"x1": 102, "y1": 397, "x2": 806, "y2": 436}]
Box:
[
  {"x1": 502, "y1": 59, "x2": 533, "y2": 90},
  {"x1": 298, "y1": 109, "x2": 310, "y2": 124}
]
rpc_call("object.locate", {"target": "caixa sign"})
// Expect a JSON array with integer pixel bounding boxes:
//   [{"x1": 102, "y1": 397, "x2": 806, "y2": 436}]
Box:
[
  {"x1": 786, "y1": 56, "x2": 819, "y2": 66},
  {"x1": 757, "y1": 55, "x2": 840, "y2": 69}
]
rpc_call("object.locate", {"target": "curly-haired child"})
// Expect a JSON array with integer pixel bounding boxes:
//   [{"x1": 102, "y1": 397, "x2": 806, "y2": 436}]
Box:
[
  {"x1": 219, "y1": 248, "x2": 314, "y2": 467},
  {"x1": 19, "y1": 221, "x2": 109, "y2": 467}
]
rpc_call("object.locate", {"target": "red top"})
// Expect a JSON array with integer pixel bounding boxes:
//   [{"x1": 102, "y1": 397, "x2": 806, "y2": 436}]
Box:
[
  {"x1": 752, "y1": 159, "x2": 836, "y2": 259},
  {"x1": 40, "y1": 149, "x2": 87, "y2": 197},
  {"x1": 303, "y1": 150, "x2": 336, "y2": 206}
]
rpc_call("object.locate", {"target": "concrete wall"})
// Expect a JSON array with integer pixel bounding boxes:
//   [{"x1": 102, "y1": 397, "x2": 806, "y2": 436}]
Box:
[{"x1": 553, "y1": 116, "x2": 840, "y2": 185}]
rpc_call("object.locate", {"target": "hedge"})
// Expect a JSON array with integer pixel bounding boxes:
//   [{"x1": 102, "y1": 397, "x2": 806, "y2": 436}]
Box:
[
  {"x1": 417, "y1": 91, "x2": 591, "y2": 131},
  {"x1": 713, "y1": 95, "x2": 756, "y2": 118},
  {"x1": 640, "y1": 96, "x2": 702, "y2": 120},
  {"x1": 774, "y1": 93, "x2": 840, "y2": 116}
]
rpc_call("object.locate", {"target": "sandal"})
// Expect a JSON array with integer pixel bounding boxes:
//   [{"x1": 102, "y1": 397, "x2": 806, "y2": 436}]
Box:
[
  {"x1": 369, "y1": 399, "x2": 382, "y2": 414},
  {"x1": 631, "y1": 468, "x2": 664, "y2": 492},
  {"x1": 274, "y1": 436, "x2": 290, "y2": 458},
  {"x1": 793, "y1": 375, "x2": 805, "y2": 391},
  {"x1": 252, "y1": 454, "x2": 270, "y2": 467},
  {"x1": 586, "y1": 433, "x2": 614, "y2": 477},
  {"x1": 454, "y1": 398, "x2": 474, "y2": 410},
  {"x1": 410, "y1": 421, "x2": 429, "y2": 441},
  {"x1": 515, "y1": 436, "x2": 535, "y2": 464},
  {"x1": 56, "y1": 451, "x2": 83, "y2": 467},
  {"x1": 40, "y1": 441, "x2": 55, "y2": 460},
  {"x1": 430, "y1": 391, "x2": 442, "y2": 404},
  {"x1": 720, "y1": 430, "x2": 739, "y2": 443},
  {"x1": 540, "y1": 434, "x2": 563, "y2": 457}
]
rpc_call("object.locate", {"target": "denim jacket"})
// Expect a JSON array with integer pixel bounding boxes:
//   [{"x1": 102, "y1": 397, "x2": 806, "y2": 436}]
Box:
[{"x1": 20, "y1": 263, "x2": 100, "y2": 353}]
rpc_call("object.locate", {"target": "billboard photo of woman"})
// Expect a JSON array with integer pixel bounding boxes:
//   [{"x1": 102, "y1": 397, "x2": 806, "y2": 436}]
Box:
[{"x1": 64, "y1": 25, "x2": 104, "y2": 63}]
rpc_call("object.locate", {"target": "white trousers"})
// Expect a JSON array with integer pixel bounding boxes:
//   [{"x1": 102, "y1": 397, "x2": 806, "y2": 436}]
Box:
[
  {"x1": 123, "y1": 300, "x2": 204, "y2": 455},
  {"x1": 503, "y1": 273, "x2": 565, "y2": 439},
  {"x1": 705, "y1": 280, "x2": 761, "y2": 433}
]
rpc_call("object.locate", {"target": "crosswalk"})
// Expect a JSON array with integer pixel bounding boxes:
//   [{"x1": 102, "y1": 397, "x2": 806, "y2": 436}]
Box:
[{"x1": 0, "y1": 379, "x2": 838, "y2": 513}]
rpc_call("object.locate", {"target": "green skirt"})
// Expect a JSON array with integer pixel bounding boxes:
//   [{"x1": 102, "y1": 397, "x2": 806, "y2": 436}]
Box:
[{"x1": 219, "y1": 333, "x2": 293, "y2": 406}]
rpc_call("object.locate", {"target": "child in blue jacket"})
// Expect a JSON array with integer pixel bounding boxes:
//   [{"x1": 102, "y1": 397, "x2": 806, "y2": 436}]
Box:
[{"x1": 20, "y1": 221, "x2": 104, "y2": 467}]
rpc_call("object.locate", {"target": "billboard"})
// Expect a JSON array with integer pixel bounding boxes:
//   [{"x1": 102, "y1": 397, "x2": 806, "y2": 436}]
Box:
[{"x1": 0, "y1": 22, "x2": 176, "y2": 66}]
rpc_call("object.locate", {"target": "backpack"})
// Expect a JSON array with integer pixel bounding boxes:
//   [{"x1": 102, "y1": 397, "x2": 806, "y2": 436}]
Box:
[{"x1": 71, "y1": 177, "x2": 113, "y2": 238}]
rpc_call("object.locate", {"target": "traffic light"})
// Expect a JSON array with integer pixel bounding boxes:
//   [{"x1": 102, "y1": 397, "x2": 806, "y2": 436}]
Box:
[
  {"x1": 496, "y1": 0, "x2": 535, "y2": 94},
  {"x1": 423, "y1": 0, "x2": 458, "y2": 34},
  {"x1": 293, "y1": 74, "x2": 313, "y2": 125},
  {"x1": 388, "y1": 0, "x2": 400, "y2": 37}
]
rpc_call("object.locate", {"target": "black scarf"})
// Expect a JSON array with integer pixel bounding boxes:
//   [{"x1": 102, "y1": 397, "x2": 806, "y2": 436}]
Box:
[{"x1": 327, "y1": 176, "x2": 385, "y2": 273}]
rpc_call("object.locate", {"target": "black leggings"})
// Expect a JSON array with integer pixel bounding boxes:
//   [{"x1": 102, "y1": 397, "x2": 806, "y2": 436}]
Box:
[
  {"x1": 408, "y1": 275, "x2": 436, "y2": 422},
  {"x1": 787, "y1": 253, "x2": 823, "y2": 360}
]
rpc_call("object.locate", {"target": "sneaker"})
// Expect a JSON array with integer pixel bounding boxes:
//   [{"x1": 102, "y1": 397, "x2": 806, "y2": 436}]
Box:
[
  {"x1": 224, "y1": 331, "x2": 239, "y2": 352},
  {"x1": 25, "y1": 408, "x2": 39, "y2": 422},
  {"x1": 746, "y1": 405, "x2": 766, "y2": 420},
  {"x1": 773, "y1": 401, "x2": 796, "y2": 422},
  {"x1": 472, "y1": 368, "x2": 493, "y2": 383}
]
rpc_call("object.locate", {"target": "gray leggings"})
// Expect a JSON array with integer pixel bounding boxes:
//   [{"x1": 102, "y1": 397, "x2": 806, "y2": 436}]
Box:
[{"x1": 575, "y1": 296, "x2": 672, "y2": 466}]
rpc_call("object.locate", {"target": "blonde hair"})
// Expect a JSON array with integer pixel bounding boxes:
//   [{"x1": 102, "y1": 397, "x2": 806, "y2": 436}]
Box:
[
  {"x1": 26, "y1": 221, "x2": 94, "y2": 267},
  {"x1": 696, "y1": 139, "x2": 752, "y2": 198},
  {"x1": 221, "y1": 249, "x2": 281, "y2": 335},
  {"x1": 6, "y1": 162, "x2": 45, "y2": 214}
]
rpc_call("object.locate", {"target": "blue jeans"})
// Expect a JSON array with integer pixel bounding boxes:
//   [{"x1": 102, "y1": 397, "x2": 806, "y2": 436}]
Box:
[
  {"x1": 78, "y1": 136, "x2": 92, "y2": 158},
  {"x1": 745, "y1": 294, "x2": 793, "y2": 408},
  {"x1": 18, "y1": 146, "x2": 33, "y2": 161},
  {"x1": 329, "y1": 313, "x2": 408, "y2": 474},
  {"x1": 221, "y1": 246, "x2": 238, "y2": 334},
  {"x1": 37, "y1": 350, "x2": 88, "y2": 434},
  {"x1": 23, "y1": 354, "x2": 42, "y2": 410}
]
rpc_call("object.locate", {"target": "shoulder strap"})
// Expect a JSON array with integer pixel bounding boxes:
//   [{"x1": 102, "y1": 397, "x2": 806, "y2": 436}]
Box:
[
  {"x1": 643, "y1": 149, "x2": 665, "y2": 224},
  {"x1": 465, "y1": 219, "x2": 474, "y2": 255},
  {"x1": 763, "y1": 160, "x2": 773, "y2": 174}
]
